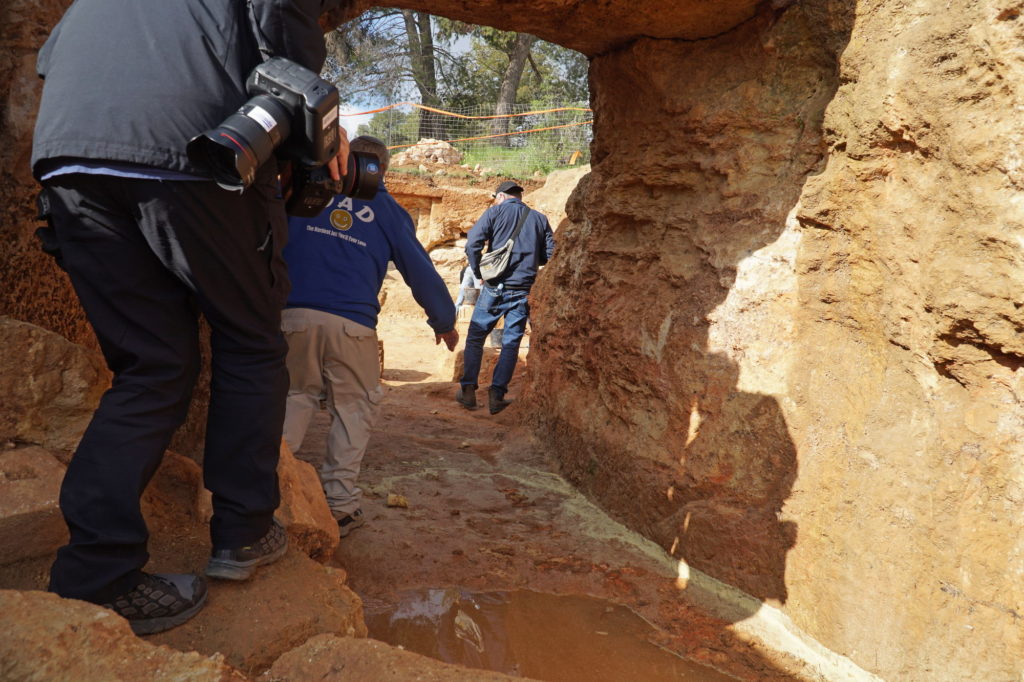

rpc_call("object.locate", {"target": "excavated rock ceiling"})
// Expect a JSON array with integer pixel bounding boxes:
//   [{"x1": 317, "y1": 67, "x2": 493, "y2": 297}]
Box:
[{"x1": 325, "y1": 0, "x2": 762, "y2": 54}]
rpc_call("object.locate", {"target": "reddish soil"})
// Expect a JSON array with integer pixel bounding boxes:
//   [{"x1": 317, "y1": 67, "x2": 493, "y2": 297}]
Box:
[
  {"x1": 296, "y1": 314, "x2": 783, "y2": 680},
  {"x1": 0, "y1": 311, "x2": 787, "y2": 680}
]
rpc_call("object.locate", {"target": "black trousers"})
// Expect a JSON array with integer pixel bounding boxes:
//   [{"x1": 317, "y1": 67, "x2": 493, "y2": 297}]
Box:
[{"x1": 43, "y1": 170, "x2": 290, "y2": 601}]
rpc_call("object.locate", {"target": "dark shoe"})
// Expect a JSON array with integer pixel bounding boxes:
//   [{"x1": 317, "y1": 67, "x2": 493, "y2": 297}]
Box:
[
  {"x1": 337, "y1": 508, "x2": 365, "y2": 538},
  {"x1": 489, "y1": 387, "x2": 512, "y2": 415},
  {"x1": 102, "y1": 572, "x2": 207, "y2": 636},
  {"x1": 455, "y1": 386, "x2": 477, "y2": 410},
  {"x1": 205, "y1": 518, "x2": 288, "y2": 581}
]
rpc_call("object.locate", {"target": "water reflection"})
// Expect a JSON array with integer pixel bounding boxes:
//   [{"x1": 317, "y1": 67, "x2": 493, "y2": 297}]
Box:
[{"x1": 364, "y1": 588, "x2": 734, "y2": 681}]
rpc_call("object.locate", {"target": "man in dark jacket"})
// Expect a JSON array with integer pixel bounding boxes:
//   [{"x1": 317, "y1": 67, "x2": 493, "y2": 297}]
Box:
[
  {"x1": 31, "y1": 0, "x2": 347, "y2": 635},
  {"x1": 457, "y1": 180, "x2": 555, "y2": 414}
]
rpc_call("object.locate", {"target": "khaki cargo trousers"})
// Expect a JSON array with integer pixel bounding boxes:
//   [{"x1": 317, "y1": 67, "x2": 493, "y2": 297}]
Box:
[{"x1": 281, "y1": 308, "x2": 383, "y2": 518}]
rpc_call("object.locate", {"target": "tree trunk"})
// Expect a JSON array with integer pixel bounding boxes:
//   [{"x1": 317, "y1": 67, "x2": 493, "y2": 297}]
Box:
[
  {"x1": 490, "y1": 33, "x2": 538, "y2": 143},
  {"x1": 402, "y1": 10, "x2": 444, "y2": 140}
]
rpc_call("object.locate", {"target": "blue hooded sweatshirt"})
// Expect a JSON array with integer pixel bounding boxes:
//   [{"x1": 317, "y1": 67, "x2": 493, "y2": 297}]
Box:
[{"x1": 283, "y1": 185, "x2": 455, "y2": 333}]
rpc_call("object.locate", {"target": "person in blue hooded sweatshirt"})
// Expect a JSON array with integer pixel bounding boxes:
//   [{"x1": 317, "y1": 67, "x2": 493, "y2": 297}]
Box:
[{"x1": 281, "y1": 135, "x2": 458, "y2": 537}]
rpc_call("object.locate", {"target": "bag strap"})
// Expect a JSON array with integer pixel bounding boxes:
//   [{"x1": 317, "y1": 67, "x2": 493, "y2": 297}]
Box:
[{"x1": 506, "y1": 205, "x2": 531, "y2": 245}]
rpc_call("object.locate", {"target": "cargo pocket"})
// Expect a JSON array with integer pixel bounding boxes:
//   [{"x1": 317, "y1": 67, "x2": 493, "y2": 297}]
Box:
[
  {"x1": 341, "y1": 320, "x2": 383, "y2": 390},
  {"x1": 253, "y1": 163, "x2": 290, "y2": 308}
]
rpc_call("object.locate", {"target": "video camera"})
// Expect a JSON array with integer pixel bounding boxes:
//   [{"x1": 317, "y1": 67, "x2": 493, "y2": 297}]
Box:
[{"x1": 186, "y1": 57, "x2": 378, "y2": 216}]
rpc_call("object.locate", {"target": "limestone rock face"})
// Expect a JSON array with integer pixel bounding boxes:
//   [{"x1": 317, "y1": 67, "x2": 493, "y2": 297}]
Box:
[
  {"x1": 524, "y1": 1, "x2": 1023, "y2": 680},
  {"x1": 784, "y1": 0, "x2": 1024, "y2": 678},
  {"x1": 150, "y1": 554, "x2": 366, "y2": 675},
  {"x1": 388, "y1": 176, "x2": 493, "y2": 252},
  {"x1": 6, "y1": 0, "x2": 1024, "y2": 680},
  {"x1": 0, "y1": 317, "x2": 110, "y2": 456},
  {"x1": 324, "y1": 0, "x2": 761, "y2": 55},
  {"x1": 524, "y1": 165, "x2": 590, "y2": 232},
  {"x1": 0, "y1": 590, "x2": 246, "y2": 682},
  {"x1": 0, "y1": 0, "x2": 97, "y2": 351},
  {"x1": 0, "y1": 446, "x2": 67, "y2": 564},
  {"x1": 527, "y1": 0, "x2": 843, "y2": 603},
  {"x1": 274, "y1": 442, "x2": 340, "y2": 561}
]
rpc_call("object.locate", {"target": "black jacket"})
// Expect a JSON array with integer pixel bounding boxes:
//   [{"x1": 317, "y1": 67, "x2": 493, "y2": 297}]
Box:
[
  {"x1": 31, "y1": 0, "x2": 339, "y2": 178},
  {"x1": 466, "y1": 197, "x2": 556, "y2": 290}
]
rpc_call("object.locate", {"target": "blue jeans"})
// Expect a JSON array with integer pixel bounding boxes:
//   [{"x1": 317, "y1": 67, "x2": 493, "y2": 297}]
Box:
[{"x1": 460, "y1": 285, "x2": 530, "y2": 396}]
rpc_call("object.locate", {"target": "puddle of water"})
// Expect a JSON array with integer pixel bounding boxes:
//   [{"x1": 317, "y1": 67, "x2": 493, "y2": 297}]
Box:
[{"x1": 363, "y1": 588, "x2": 734, "y2": 681}]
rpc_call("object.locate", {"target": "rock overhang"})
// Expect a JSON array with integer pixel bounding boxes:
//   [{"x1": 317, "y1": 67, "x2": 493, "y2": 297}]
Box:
[{"x1": 323, "y1": 0, "x2": 764, "y2": 56}]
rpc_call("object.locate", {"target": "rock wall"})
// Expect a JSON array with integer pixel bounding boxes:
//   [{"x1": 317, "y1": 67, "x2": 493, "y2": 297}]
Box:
[
  {"x1": 529, "y1": 0, "x2": 844, "y2": 600},
  {"x1": 524, "y1": 1, "x2": 1022, "y2": 680},
  {"x1": 786, "y1": 0, "x2": 1024, "y2": 676},
  {"x1": 0, "y1": 0, "x2": 93, "y2": 349}
]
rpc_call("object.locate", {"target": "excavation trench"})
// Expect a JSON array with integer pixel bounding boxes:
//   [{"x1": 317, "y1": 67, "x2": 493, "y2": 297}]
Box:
[{"x1": 293, "y1": 313, "x2": 778, "y2": 680}]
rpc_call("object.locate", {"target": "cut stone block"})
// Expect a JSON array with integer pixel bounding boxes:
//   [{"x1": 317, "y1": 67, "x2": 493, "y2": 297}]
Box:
[
  {"x1": 446, "y1": 347, "x2": 528, "y2": 386},
  {"x1": 0, "y1": 446, "x2": 67, "y2": 565},
  {"x1": 0, "y1": 317, "x2": 110, "y2": 456},
  {"x1": 198, "y1": 442, "x2": 338, "y2": 562},
  {"x1": 0, "y1": 589, "x2": 246, "y2": 681},
  {"x1": 150, "y1": 553, "x2": 366, "y2": 674}
]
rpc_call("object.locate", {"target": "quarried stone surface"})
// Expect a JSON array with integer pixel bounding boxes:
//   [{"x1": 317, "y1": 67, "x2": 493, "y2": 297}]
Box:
[
  {"x1": 784, "y1": 1, "x2": 1024, "y2": 677},
  {"x1": 197, "y1": 442, "x2": 339, "y2": 562},
  {"x1": 0, "y1": 318, "x2": 109, "y2": 456},
  {"x1": 524, "y1": 1, "x2": 1023, "y2": 680},
  {"x1": 323, "y1": 0, "x2": 761, "y2": 55},
  {"x1": 274, "y1": 441, "x2": 339, "y2": 561},
  {"x1": 6, "y1": 0, "x2": 1024, "y2": 679},
  {"x1": 0, "y1": 589, "x2": 246, "y2": 682},
  {"x1": 388, "y1": 176, "x2": 495, "y2": 252},
  {"x1": 150, "y1": 554, "x2": 366, "y2": 676},
  {"x1": 0, "y1": 446, "x2": 66, "y2": 564},
  {"x1": 524, "y1": 165, "x2": 589, "y2": 232}
]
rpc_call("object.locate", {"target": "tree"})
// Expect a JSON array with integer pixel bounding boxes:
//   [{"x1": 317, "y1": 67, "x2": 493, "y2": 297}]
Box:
[
  {"x1": 322, "y1": 9, "x2": 446, "y2": 138},
  {"x1": 323, "y1": 12, "x2": 590, "y2": 147},
  {"x1": 400, "y1": 11, "x2": 444, "y2": 139},
  {"x1": 490, "y1": 32, "x2": 538, "y2": 139}
]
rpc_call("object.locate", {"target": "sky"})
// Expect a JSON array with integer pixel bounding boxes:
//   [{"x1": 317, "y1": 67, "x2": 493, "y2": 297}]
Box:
[{"x1": 339, "y1": 105, "x2": 376, "y2": 139}]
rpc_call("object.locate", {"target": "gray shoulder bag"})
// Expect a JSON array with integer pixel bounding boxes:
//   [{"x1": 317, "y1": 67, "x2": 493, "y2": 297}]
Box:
[{"x1": 478, "y1": 207, "x2": 530, "y2": 281}]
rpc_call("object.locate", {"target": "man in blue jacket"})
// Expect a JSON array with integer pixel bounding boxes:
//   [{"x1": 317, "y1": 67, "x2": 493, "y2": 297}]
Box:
[
  {"x1": 458, "y1": 181, "x2": 556, "y2": 414},
  {"x1": 282, "y1": 136, "x2": 458, "y2": 537},
  {"x1": 32, "y1": 0, "x2": 347, "y2": 635}
]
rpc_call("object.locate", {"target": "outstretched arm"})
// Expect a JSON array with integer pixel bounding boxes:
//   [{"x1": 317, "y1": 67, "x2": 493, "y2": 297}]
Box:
[{"x1": 388, "y1": 206, "x2": 458, "y2": 336}]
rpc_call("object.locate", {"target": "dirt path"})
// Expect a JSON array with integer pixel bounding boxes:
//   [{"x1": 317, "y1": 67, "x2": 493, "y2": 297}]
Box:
[{"x1": 293, "y1": 314, "x2": 783, "y2": 681}]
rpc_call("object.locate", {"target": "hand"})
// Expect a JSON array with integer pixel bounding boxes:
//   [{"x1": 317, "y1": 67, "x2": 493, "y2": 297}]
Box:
[
  {"x1": 436, "y1": 329, "x2": 459, "y2": 352},
  {"x1": 327, "y1": 125, "x2": 350, "y2": 181}
]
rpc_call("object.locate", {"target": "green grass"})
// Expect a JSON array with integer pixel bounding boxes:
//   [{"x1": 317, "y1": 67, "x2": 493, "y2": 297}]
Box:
[{"x1": 458, "y1": 143, "x2": 589, "y2": 180}]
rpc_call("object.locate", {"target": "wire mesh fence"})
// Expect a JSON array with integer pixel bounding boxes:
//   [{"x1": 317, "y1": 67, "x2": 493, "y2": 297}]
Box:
[{"x1": 343, "y1": 102, "x2": 593, "y2": 177}]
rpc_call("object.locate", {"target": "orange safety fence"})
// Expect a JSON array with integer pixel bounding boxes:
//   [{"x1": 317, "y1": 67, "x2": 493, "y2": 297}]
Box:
[
  {"x1": 384, "y1": 119, "x2": 594, "y2": 150},
  {"x1": 339, "y1": 101, "x2": 592, "y2": 121}
]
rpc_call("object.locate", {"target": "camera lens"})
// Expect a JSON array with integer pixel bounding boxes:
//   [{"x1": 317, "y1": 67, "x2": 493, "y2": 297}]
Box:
[
  {"x1": 186, "y1": 95, "x2": 292, "y2": 190},
  {"x1": 340, "y1": 151, "x2": 382, "y2": 200}
]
